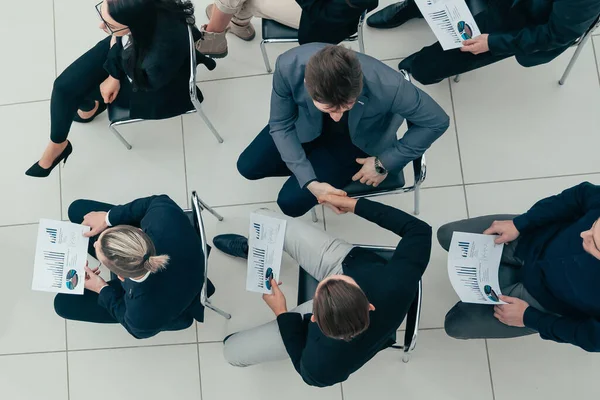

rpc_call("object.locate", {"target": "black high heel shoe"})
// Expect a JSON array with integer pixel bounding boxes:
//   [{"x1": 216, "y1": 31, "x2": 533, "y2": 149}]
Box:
[
  {"x1": 73, "y1": 102, "x2": 107, "y2": 123},
  {"x1": 25, "y1": 141, "x2": 73, "y2": 178}
]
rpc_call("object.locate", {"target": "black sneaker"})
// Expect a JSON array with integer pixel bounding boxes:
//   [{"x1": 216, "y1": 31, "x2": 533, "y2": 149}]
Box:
[
  {"x1": 213, "y1": 234, "x2": 249, "y2": 259},
  {"x1": 366, "y1": 0, "x2": 423, "y2": 30}
]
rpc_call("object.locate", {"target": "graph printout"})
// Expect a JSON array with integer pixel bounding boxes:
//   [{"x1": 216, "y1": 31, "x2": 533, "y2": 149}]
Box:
[
  {"x1": 415, "y1": 0, "x2": 481, "y2": 50},
  {"x1": 32, "y1": 219, "x2": 90, "y2": 295},
  {"x1": 246, "y1": 213, "x2": 286, "y2": 294},
  {"x1": 447, "y1": 232, "x2": 506, "y2": 304}
]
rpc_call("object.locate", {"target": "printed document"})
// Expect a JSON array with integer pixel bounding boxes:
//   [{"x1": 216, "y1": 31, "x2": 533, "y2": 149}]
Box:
[
  {"x1": 246, "y1": 213, "x2": 286, "y2": 294},
  {"x1": 415, "y1": 0, "x2": 481, "y2": 50},
  {"x1": 32, "y1": 219, "x2": 90, "y2": 295},
  {"x1": 447, "y1": 232, "x2": 506, "y2": 304}
]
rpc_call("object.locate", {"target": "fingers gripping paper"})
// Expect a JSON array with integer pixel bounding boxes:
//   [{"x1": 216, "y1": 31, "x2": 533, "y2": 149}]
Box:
[
  {"x1": 415, "y1": 0, "x2": 481, "y2": 50},
  {"x1": 246, "y1": 213, "x2": 286, "y2": 294}
]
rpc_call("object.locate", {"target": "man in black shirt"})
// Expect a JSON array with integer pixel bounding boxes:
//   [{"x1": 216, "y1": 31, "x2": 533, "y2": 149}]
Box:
[{"x1": 213, "y1": 195, "x2": 432, "y2": 387}]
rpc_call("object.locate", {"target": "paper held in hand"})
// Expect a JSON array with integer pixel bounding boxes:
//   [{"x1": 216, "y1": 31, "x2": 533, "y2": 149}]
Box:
[
  {"x1": 246, "y1": 212, "x2": 286, "y2": 294},
  {"x1": 447, "y1": 232, "x2": 507, "y2": 304},
  {"x1": 414, "y1": 0, "x2": 481, "y2": 50},
  {"x1": 32, "y1": 219, "x2": 90, "y2": 295}
]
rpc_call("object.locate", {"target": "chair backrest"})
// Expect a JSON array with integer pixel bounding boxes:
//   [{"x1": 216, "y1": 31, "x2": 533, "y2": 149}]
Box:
[
  {"x1": 190, "y1": 190, "x2": 210, "y2": 305},
  {"x1": 186, "y1": 25, "x2": 198, "y2": 103}
]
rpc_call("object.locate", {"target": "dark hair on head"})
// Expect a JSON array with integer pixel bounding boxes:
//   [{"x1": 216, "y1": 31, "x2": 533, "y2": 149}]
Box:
[
  {"x1": 304, "y1": 45, "x2": 363, "y2": 110},
  {"x1": 107, "y1": 0, "x2": 195, "y2": 89},
  {"x1": 312, "y1": 278, "x2": 371, "y2": 341}
]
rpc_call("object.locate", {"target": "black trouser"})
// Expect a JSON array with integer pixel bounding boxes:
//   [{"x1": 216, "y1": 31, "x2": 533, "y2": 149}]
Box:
[
  {"x1": 400, "y1": 3, "x2": 526, "y2": 85},
  {"x1": 50, "y1": 37, "x2": 130, "y2": 143},
  {"x1": 54, "y1": 199, "x2": 119, "y2": 323},
  {"x1": 237, "y1": 124, "x2": 368, "y2": 217}
]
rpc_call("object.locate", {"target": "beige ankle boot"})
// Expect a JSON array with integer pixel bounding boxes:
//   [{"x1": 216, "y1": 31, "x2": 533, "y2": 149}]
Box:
[
  {"x1": 195, "y1": 24, "x2": 228, "y2": 58},
  {"x1": 205, "y1": 4, "x2": 256, "y2": 41}
]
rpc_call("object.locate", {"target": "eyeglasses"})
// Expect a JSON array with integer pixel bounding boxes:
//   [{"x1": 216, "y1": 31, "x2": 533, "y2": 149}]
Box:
[{"x1": 95, "y1": 2, "x2": 128, "y2": 34}]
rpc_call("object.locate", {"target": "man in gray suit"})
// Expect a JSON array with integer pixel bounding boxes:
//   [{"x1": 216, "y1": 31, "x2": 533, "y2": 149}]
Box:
[{"x1": 237, "y1": 43, "x2": 450, "y2": 217}]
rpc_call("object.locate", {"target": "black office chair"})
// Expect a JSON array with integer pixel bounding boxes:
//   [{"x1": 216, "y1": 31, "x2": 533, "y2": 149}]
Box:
[
  {"x1": 297, "y1": 245, "x2": 423, "y2": 362},
  {"x1": 107, "y1": 26, "x2": 224, "y2": 150},
  {"x1": 259, "y1": 11, "x2": 367, "y2": 73}
]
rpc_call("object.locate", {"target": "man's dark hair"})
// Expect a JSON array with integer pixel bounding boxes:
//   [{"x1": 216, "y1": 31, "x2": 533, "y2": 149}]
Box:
[
  {"x1": 312, "y1": 278, "x2": 371, "y2": 341},
  {"x1": 304, "y1": 45, "x2": 363, "y2": 109}
]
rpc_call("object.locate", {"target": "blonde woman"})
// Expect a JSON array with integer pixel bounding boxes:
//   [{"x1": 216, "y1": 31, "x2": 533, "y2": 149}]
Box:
[{"x1": 54, "y1": 195, "x2": 214, "y2": 339}]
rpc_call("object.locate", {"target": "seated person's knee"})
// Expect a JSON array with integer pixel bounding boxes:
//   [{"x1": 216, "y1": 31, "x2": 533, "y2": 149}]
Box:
[
  {"x1": 236, "y1": 154, "x2": 261, "y2": 180},
  {"x1": 436, "y1": 223, "x2": 454, "y2": 248},
  {"x1": 67, "y1": 200, "x2": 87, "y2": 223},
  {"x1": 53, "y1": 295, "x2": 69, "y2": 319},
  {"x1": 277, "y1": 192, "x2": 307, "y2": 218}
]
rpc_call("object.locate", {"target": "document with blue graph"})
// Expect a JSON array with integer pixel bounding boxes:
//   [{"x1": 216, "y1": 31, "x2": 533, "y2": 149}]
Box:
[
  {"x1": 32, "y1": 219, "x2": 90, "y2": 295},
  {"x1": 246, "y1": 213, "x2": 286, "y2": 294},
  {"x1": 447, "y1": 232, "x2": 506, "y2": 304},
  {"x1": 415, "y1": 0, "x2": 481, "y2": 50}
]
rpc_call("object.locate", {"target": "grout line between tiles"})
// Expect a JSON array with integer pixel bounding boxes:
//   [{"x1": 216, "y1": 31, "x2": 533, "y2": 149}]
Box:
[
  {"x1": 196, "y1": 342, "x2": 204, "y2": 400},
  {"x1": 592, "y1": 37, "x2": 600, "y2": 87},
  {"x1": 464, "y1": 171, "x2": 600, "y2": 187},
  {"x1": 65, "y1": 320, "x2": 71, "y2": 400},
  {"x1": 447, "y1": 77, "x2": 470, "y2": 218},
  {"x1": 485, "y1": 340, "x2": 497, "y2": 400},
  {"x1": 181, "y1": 116, "x2": 190, "y2": 208},
  {"x1": 196, "y1": 71, "x2": 271, "y2": 84},
  {"x1": 0, "y1": 99, "x2": 50, "y2": 108},
  {"x1": 51, "y1": 0, "x2": 64, "y2": 221}
]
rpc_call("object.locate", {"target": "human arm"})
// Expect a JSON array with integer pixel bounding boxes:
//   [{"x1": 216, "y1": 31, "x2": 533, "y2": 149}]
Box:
[
  {"x1": 512, "y1": 182, "x2": 600, "y2": 234},
  {"x1": 488, "y1": 0, "x2": 600, "y2": 57},
  {"x1": 378, "y1": 78, "x2": 449, "y2": 173},
  {"x1": 106, "y1": 194, "x2": 174, "y2": 227}
]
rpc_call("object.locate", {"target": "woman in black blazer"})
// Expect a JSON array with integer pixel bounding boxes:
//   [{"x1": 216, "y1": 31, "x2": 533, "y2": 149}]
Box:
[
  {"x1": 26, "y1": 0, "x2": 213, "y2": 178},
  {"x1": 54, "y1": 194, "x2": 213, "y2": 339}
]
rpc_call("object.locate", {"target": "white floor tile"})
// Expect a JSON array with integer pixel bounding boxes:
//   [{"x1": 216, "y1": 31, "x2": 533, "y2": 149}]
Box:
[
  {"x1": 323, "y1": 186, "x2": 467, "y2": 330},
  {"x1": 60, "y1": 116, "x2": 188, "y2": 216},
  {"x1": 0, "y1": 352, "x2": 68, "y2": 400},
  {"x1": 68, "y1": 345, "x2": 201, "y2": 400},
  {"x1": 342, "y1": 330, "x2": 493, "y2": 400},
  {"x1": 488, "y1": 335, "x2": 600, "y2": 400},
  {"x1": 197, "y1": 202, "x2": 324, "y2": 342},
  {"x1": 0, "y1": 0, "x2": 55, "y2": 105},
  {"x1": 184, "y1": 74, "x2": 285, "y2": 207},
  {"x1": 452, "y1": 45, "x2": 600, "y2": 184},
  {"x1": 0, "y1": 102, "x2": 62, "y2": 226},
  {"x1": 198, "y1": 342, "x2": 342, "y2": 400},
  {"x1": 0, "y1": 225, "x2": 66, "y2": 355}
]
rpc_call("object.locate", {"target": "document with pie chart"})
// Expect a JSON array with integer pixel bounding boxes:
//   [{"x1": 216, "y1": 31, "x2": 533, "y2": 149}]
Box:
[
  {"x1": 415, "y1": 0, "x2": 481, "y2": 50},
  {"x1": 32, "y1": 219, "x2": 90, "y2": 295}
]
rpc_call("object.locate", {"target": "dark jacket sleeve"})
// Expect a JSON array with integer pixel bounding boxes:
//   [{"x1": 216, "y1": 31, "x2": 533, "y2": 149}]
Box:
[
  {"x1": 103, "y1": 38, "x2": 125, "y2": 80},
  {"x1": 513, "y1": 182, "x2": 600, "y2": 233},
  {"x1": 378, "y1": 76, "x2": 449, "y2": 173},
  {"x1": 488, "y1": 0, "x2": 600, "y2": 56},
  {"x1": 354, "y1": 198, "x2": 433, "y2": 280},
  {"x1": 524, "y1": 307, "x2": 600, "y2": 352},
  {"x1": 107, "y1": 194, "x2": 172, "y2": 227}
]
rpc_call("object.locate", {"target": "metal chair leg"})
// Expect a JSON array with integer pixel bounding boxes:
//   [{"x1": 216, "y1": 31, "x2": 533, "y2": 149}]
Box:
[
  {"x1": 358, "y1": 30, "x2": 365, "y2": 53},
  {"x1": 205, "y1": 299, "x2": 232, "y2": 319},
  {"x1": 413, "y1": 185, "x2": 421, "y2": 216},
  {"x1": 453, "y1": 74, "x2": 461, "y2": 83},
  {"x1": 196, "y1": 195, "x2": 224, "y2": 222},
  {"x1": 109, "y1": 124, "x2": 133, "y2": 150},
  {"x1": 260, "y1": 40, "x2": 272, "y2": 73},
  {"x1": 311, "y1": 208, "x2": 318, "y2": 223},
  {"x1": 559, "y1": 34, "x2": 591, "y2": 85},
  {"x1": 194, "y1": 103, "x2": 224, "y2": 143}
]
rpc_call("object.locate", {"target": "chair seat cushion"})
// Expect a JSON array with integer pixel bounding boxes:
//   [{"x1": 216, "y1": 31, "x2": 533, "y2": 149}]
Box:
[
  {"x1": 108, "y1": 103, "x2": 132, "y2": 124},
  {"x1": 342, "y1": 172, "x2": 406, "y2": 197},
  {"x1": 262, "y1": 19, "x2": 299, "y2": 40}
]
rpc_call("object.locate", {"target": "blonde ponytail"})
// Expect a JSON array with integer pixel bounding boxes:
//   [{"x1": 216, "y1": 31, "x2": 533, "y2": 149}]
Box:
[{"x1": 146, "y1": 255, "x2": 170, "y2": 273}]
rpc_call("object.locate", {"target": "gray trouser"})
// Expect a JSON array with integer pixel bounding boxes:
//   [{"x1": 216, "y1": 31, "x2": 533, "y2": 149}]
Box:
[
  {"x1": 437, "y1": 215, "x2": 547, "y2": 339},
  {"x1": 223, "y1": 208, "x2": 354, "y2": 366}
]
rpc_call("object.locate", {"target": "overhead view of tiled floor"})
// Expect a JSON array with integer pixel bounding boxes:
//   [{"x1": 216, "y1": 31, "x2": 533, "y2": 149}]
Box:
[{"x1": 1, "y1": 1, "x2": 599, "y2": 399}]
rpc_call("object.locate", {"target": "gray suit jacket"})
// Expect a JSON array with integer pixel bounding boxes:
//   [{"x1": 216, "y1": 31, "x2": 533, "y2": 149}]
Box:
[{"x1": 269, "y1": 43, "x2": 450, "y2": 188}]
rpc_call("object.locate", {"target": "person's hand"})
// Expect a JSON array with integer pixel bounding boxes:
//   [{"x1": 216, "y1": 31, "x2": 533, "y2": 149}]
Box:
[
  {"x1": 110, "y1": 34, "x2": 117, "y2": 47},
  {"x1": 318, "y1": 194, "x2": 358, "y2": 215},
  {"x1": 352, "y1": 157, "x2": 388, "y2": 187},
  {"x1": 460, "y1": 34, "x2": 490, "y2": 55},
  {"x1": 494, "y1": 295, "x2": 529, "y2": 327},
  {"x1": 100, "y1": 76, "x2": 121, "y2": 104},
  {"x1": 82, "y1": 211, "x2": 109, "y2": 238},
  {"x1": 307, "y1": 181, "x2": 346, "y2": 199},
  {"x1": 262, "y1": 279, "x2": 287, "y2": 317},
  {"x1": 84, "y1": 265, "x2": 108, "y2": 293},
  {"x1": 483, "y1": 220, "x2": 520, "y2": 244}
]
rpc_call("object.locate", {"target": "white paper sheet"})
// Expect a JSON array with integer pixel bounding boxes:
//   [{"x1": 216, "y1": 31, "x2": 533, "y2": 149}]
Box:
[
  {"x1": 414, "y1": 0, "x2": 481, "y2": 50},
  {"x1": 246, "y1": 213, "x2": 286, "y2": 294},
  {"x1": 32, "y1": 219, "x2": 90, "y2": 295},
  {"x1": 447, "y1": 232, "x2": 506, "y2": 304}
]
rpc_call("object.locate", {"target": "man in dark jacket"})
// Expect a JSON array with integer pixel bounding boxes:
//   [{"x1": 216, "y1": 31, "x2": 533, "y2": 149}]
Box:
[
  {"x1": 438, "y1": 182, "x2": 600, "y2": 352},
  {"x1": 367, "y1": 0, "x2": 600, "y2": 84}
]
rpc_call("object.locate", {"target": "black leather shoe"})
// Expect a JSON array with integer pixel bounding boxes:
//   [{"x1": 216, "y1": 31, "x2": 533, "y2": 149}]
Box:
[
  {"x1": 73, "y1": 102, "x2": 107, "y2": 123},
  {"x1": 25, "y1": 141, "x2": 73, "y2": 178},
  {"x1": 366, "y1": 0, "x2": 422, "y2": 29},
  {"x1": 213, "y1": 234, "x2": 249, "y2": 259}
]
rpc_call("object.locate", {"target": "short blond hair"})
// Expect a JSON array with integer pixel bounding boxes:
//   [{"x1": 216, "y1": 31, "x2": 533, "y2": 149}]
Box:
[{"x1": 98, "y1": 225, "x2": 169, "y2": 279}]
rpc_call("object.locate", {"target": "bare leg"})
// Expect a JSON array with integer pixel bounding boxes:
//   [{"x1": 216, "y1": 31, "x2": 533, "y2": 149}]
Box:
[
  {"x1": 76, "y1": 101, "x2": 99, "y2": 119},
  {"x1": 206, "y1": 6, "x2": 233, "y2": 33},
  {"x1": 38, "y1": 141, "x2": 69, "y2": 169}
]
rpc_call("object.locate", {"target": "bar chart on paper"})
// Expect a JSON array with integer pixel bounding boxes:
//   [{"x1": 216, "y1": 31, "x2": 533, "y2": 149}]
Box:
[
  {"x1": 246, "y1": 213, "x2": 286, "y2": 294},
  {"x1": 32, "y1": 219, "x2": 90, "y2": 295}
]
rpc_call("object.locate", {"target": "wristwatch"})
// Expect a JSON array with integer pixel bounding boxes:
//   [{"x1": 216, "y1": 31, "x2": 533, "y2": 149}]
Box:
[{"x1": 374, "y1": 157, "x2": 387, "y2": 175}]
